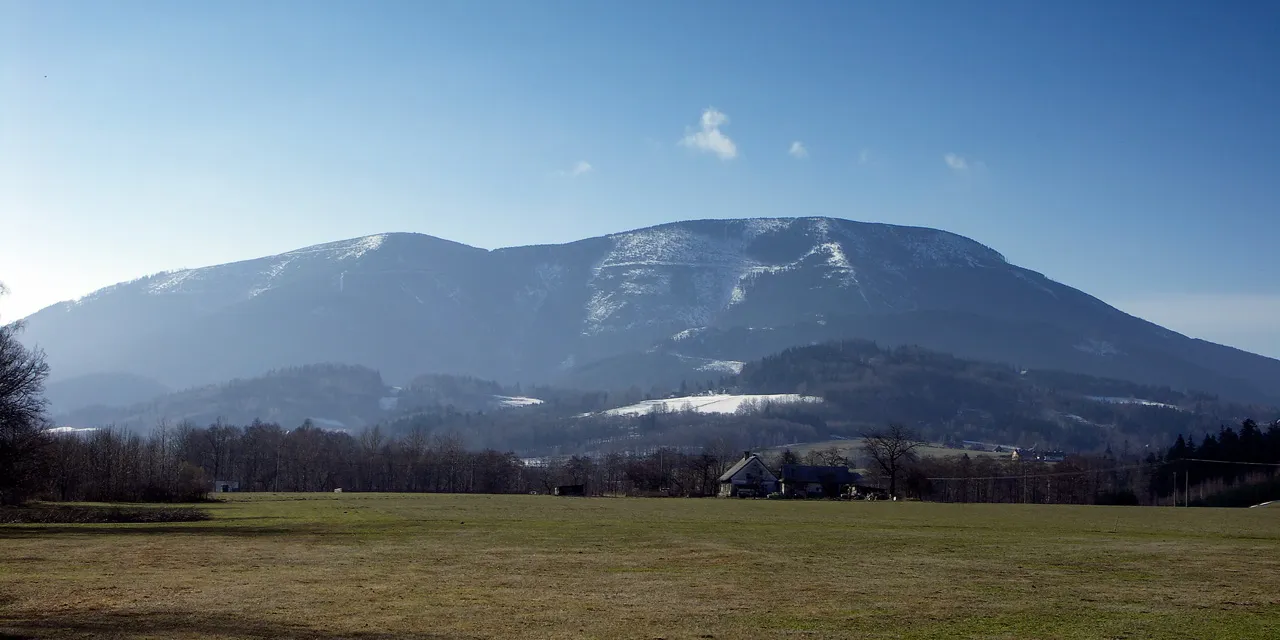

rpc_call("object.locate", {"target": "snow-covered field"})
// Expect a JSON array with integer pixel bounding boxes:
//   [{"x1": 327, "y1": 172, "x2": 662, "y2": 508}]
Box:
[
  {"x1": 1087, "y1": 396, "x2": 1182, "y2": 411},
  {"x1": 601, "y1": 393, "x2": 822, "y2": 417},
  {"x1": 694, "y1": 359, "x2": 745, "y2": 375},
  {"x1": 494, "y1": 395, "x2": 544, "y2": 408}
]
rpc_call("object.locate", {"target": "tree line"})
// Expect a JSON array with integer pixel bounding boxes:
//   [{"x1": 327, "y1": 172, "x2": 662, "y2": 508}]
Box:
[
  {"x1": 902, "y1": 418, "x2": 1280, "y2": 506},
  {"x1": 1153, "y1": 419, "x2": 1280, "y2": 506},
  {"x1": 32, "y1": 420, "x2": 789, "y2": 501}
]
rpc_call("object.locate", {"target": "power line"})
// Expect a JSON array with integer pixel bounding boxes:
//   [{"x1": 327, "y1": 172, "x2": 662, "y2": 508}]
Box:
[
  {"x1": 1173, "y1": 458, "x2": 1280, "y2": 467},
  {"x1": 926, "y1": 463, "x2": 1146, "y2": 482},
  {"x1": 926, "y1": 457, "x2": 1280, "y2": 482}
]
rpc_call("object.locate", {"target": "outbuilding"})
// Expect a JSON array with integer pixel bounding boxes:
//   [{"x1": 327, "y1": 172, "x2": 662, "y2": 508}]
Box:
[
  {"x1": 779, "y1": 465, "x2": 859, "y2": 498},
  {"x1": 554, "y1": 484, "x2": 586, "y2": 496}
]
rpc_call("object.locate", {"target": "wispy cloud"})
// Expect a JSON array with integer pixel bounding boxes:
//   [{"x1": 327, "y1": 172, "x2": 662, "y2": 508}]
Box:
[
  {"x1": 679, "y1": 108, "x2": 738, "y2": 160},
  {"x1": 788, "y1": 141, "x2": 808, "y2": 159},
  {"x1": 944, "y1": 153, "x2": 969, "y2": 171},
  {"x1": 858, "y1": 148, "x2": 874, "y2": 165},
  {"x1": 559, "y1": 161, "x2": 593, "y2": 178}
]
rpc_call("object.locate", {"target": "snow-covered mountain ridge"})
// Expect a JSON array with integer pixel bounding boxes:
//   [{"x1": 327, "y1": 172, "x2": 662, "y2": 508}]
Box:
[{"x1": 19, "y1": 217, "x2": 1280, "y2": 406}]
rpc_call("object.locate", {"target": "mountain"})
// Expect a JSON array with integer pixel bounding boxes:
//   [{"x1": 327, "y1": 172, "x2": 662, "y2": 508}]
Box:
[{"x1": 19, "y1": 217, "x2": 1280, "y2": 406}]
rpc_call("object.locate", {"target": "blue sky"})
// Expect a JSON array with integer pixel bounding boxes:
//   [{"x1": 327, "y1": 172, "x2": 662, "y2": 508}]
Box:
[{"x1": 2, "y1": 1, "x2": 1278, "y2": 357}]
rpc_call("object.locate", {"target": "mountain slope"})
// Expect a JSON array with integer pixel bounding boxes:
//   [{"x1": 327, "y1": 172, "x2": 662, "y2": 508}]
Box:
[
  {"x1": 43, "y1": 372, "x2": 171, "y2": 415},
  {"x1": 19, "y1": 217, "x2": 1280, "y2": 405},
  {"x1": 54, "y1": 366, "x2": 541, "y2": 431}
]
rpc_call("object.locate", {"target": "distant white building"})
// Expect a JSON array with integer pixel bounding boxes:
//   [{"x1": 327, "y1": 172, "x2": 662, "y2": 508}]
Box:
[{"x1": 718, "y1": 452, "x2": 779, "y2": 498}]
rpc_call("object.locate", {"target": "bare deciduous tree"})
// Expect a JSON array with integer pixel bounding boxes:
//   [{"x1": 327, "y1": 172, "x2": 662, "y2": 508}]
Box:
[
  {"x1": 861, "y1": 423, "x2": 924, "y2": 498},
  {"x1": 0, "y1": 283, "x2": 52, "y2": 504}
]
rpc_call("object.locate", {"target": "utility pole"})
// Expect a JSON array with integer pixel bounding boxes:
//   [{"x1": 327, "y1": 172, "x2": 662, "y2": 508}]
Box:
[{"x1": 1185, "y1": 471, "x2": 1190, "y2": 507}]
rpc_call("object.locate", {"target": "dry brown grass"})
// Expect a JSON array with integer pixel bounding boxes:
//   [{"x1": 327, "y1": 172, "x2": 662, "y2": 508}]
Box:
[{"x1": 2, "y1": 493, "x2": 1278, "y2": 639}]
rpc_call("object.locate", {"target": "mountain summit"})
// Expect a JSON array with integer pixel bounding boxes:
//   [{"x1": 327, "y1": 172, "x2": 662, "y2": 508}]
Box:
[{"x1": 20, "y1": 217, "x2": 1280, "y2": 404}]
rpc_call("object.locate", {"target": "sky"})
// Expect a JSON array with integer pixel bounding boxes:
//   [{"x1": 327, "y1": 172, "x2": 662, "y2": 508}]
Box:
[{"x1": 2, "y1": 1, "x2": 1278, "y2": 357}]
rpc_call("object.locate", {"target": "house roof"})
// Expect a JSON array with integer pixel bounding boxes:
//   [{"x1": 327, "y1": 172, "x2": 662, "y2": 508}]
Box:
[
  {"x1": 779, "y1": 464, "x2": 860, "y2": 485},
  {"x1": 718, "y1": 454, "x2": 778, "y2": 483}
]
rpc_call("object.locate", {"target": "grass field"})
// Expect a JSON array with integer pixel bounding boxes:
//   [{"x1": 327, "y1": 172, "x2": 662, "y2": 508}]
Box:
[{"x1": 2, "y1": 494, "x2": 1278, "y2": 639}]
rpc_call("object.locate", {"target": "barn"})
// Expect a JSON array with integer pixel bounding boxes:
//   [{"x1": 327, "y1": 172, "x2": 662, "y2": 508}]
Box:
[
  {"x1": 779, "y1": 465, "x2": 859, "y2": 498},
  {"x1": 718, "y1": 452, "x2": 779, "y2": 497},
  {"x1": 553, "y1": 484, "x2": 586, "y2": 497}
]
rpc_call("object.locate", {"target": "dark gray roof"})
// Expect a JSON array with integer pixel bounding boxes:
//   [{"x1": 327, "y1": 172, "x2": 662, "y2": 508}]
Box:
[
  {"x1": 718, "y1": 454, "x2": 778, "y2": 483},
  {"x1": 779, "y1": 464, "x2": 859, "y2": 485}
]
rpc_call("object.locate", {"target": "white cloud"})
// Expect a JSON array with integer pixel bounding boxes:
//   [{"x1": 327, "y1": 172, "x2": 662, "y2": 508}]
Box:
[
  {"x1": 701, "y1": 109, "x2": 728, "y2": 129},
  {"x1": 944, "y1": 153, "x2": 969, "y2": 171},
  {"x1": 559, "y1": 161, "x2": 593, "y2": 177},
  {"x1": 679, "y1": 108, "x2": 738, "y2": 160},
  {"x1": 788, "y1": 141, "x2": 808, "y2": 159}
]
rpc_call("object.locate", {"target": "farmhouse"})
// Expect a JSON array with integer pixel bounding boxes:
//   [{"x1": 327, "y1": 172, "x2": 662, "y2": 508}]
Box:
[
  {"x1": 718, "y1": 452, "x2": 779, "y2": 497},
  {"x1": 779, "y1": 465, "x2": 859, "y2": 498}
]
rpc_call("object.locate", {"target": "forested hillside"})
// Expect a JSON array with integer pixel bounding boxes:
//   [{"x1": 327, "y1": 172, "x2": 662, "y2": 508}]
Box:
[
  {"x1": 735, "y1": 341, "x2": 1279, "y2": 450},
  {"x1": 57, "y1": 364, "x2": 390, "y2": 431},
  {"x1": 48, "y1": 340, "x2": 1280, "y2": 457}
]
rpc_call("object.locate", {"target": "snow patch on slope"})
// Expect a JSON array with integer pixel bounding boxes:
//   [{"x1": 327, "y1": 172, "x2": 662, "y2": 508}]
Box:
[
  {"x1": 147, "y1": 270, "x2": 199, "y2": 294},
  {"x1": 584, "y1": 226, "x2": 754, "y2": 334},
  {"x1": 1075, "y1": 339, "x2": 1121, "y2": 356},
  {"x1": 601, "y1": 393, "x2": 821, "y2": 417},
  {"x1": 494, "y1": 395, "x2": 544, "y2": 408},
  {"x1": 694, "y1": 359, "x2": 745, "y2": 375},
  {"x1": 671, "y1": 327, "x2": 708, "y2": 341},
  {"x1": 47, "y1": 426, "x2": 98, "y2": 434},
  {"x1": 143, "y1": 234, "x2": 391, "y2": 299},
  {"x1": 333, "y1": 234, "x2": 388, "y2": 260},
  {"x1": 1087, "y1": 396, "x2": 1182, "y2": 411},
  {"x1": 742, "y1": 217, "x2": 796, "y2": 239}
]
